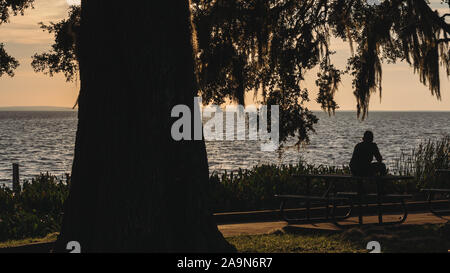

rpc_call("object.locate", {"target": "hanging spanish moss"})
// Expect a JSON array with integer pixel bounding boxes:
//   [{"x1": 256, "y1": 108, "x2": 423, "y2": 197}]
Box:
[
  {"x1": 31, "y1": 0, "x2": 450, "y2": 143},
  {"x1": 340, "y1": 0, "x2": 449, "y2": 118}
]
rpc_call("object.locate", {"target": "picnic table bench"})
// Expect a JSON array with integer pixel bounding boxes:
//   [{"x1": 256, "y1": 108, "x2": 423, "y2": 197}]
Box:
[
  {"x1": 274, "y1": 194, "x2": 352, "y2": 224},
  {"x1": 421, "y1": 169, "x2": 450, "y2": 218},
  {"x1": 275, "y1": 174, "x2": 414, "y2": 227}
]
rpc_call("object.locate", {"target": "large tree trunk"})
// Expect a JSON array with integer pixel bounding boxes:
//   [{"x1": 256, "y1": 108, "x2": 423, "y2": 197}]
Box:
[{"x1": 55, "y1": 1, "x2": 235, "y2": 252}]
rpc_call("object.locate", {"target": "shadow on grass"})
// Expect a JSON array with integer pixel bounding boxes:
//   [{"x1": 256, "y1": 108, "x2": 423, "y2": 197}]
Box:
[
  {"x1": 0, "y1": 232, "x2": 57, "y2": 253},
  {"x1": 228, "y1": 223, "x2": 450, "y2": 253},
  {"x1": 2, "y1": 223, "x2": 450, "y2": 253},
  {"x1": 339, "y1": 223, "x2": 450, "y2": 253}
]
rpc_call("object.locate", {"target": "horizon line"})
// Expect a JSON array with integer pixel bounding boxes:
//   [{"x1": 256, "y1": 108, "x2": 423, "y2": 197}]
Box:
[{"x1": 0, "y1": 106, "x2": 449, "y2": 112}]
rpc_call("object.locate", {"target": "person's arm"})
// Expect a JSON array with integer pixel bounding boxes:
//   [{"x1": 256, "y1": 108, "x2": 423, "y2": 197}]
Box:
[{"x1": 373, "y1": 143, "x2": 383, "y2": 162}]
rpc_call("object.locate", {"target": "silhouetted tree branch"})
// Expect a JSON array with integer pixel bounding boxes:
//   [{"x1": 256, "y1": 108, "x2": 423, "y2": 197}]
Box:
[
  {"x1": 0, "y1": 0, "x2": 33, "y2": 24},
  {"x1": 31, "y1": 6, "x2": 80, "y2": 82},
  {"x1": 0, "y1": 43, "x2": 18, "y2": 76},
  {"x1": 0, "y1": 0, "x2": 34, "y2": 77},
  {"x1": 26, "y1": 0, "x2": 448, "y2": 253},
  {"x1": 34, "y1": 0, "x2": 450, "y2": 142}
]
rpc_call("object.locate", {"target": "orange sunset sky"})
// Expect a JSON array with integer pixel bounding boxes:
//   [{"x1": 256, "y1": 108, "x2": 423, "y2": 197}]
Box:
[{"x1": 0, "y1": 0, "x2": 449, "y2": 111}]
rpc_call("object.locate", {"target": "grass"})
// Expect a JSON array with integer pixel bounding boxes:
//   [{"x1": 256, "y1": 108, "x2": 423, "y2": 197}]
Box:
[
  {"x1": 228, "y1": 223, "x2": 450, "y2": 253},
  {"x1": 0, "y1": 232, "x2": 58, "y2": 249},
  {"x1": 228, "y1": 231, "x2": 365, "y2": 253},
  {"x1": 0, "y1": 231, "x2": 361, "y2": 252},
  {"x1": 1, "y1": 223, "x2": 450, "y2": 253}
]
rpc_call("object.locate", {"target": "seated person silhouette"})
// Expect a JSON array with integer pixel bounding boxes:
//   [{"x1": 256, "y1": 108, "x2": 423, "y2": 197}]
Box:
[{"x1": 350, "y1": 131, "x2": 387, "y2": 177}]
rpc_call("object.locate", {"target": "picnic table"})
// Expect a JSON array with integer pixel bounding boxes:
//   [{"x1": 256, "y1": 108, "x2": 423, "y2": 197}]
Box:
[
  {"x1": 422, "y1": 169, "x2": 450, "y2": 218},
  {"x1": 275, "y1": 174, "x2": 414, "y2": 227}
]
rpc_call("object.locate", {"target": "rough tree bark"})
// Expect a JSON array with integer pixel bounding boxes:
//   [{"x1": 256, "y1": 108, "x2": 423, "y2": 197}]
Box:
[{"x1": 55, "y1": 1, "x2": 235, "y2": 252}]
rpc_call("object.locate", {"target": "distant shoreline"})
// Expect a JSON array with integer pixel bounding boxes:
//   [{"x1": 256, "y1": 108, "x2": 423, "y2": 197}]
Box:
[
  {"x1": 323, "y1": 110, "x2": 450, "y2": 112},
  {"x1": 0, "y1": 107, "x2": 448, "y2": 113},
  {"x1": 0, "y1": 106, "x2": 77, "y2": 112}
]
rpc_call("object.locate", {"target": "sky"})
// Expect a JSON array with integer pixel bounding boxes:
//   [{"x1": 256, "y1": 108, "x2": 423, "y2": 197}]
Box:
[{"x1": 0, "y1": 0, "x2": 449, "y2": 111}]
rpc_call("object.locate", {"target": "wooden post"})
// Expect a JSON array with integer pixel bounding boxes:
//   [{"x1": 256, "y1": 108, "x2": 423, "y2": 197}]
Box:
[{"x1": 12, "y1": 163, "x2": 20, "y2": 194}]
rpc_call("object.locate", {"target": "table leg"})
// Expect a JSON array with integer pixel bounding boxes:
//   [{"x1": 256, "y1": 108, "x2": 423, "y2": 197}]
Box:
[
  {"x1": 377, "y1": 179, "x2": 383, "y2": 224},
  {"x1": 325, "y1": 180, "x2": 330, "y2": 220},
  {"x1": 306, "y1": 178, "x2": 311, "y2": 221},
  {"x1": 358, "y1": 178, "x2": 363, "y2": 225}
]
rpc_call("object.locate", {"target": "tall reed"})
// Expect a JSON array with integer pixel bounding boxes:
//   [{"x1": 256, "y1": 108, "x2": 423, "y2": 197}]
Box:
[{"x1": 392, "y1": 135, "x2": 450, "y2": 189}]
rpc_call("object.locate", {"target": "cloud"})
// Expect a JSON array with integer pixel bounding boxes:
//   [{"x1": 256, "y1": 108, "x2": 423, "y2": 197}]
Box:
[
  {"x1": 0, "y1": 0, "x2": 71, "y2": 45},
  {"x1": 66, "y1": 0, "x2": 81, "y2": 6}
]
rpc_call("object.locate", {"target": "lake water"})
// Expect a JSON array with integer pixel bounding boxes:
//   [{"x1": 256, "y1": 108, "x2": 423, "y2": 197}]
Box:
[{"x1": 0, "y1": 111, "x2": 449, "y2": 186}]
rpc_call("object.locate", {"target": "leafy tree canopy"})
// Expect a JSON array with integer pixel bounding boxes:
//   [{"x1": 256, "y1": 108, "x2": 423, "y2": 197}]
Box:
[
  {"x1": 32, "y1": 0, "x2": 449, "y2": 146},
  {"x1": 32, "y1": 6, "x2": 79, "y2": 81},
  {"x1": 0, "y1": 0, "x2": 33, "y2": 23},
  {"x1": 0, "y1": 0, "x2": 34, "y2": 77}
]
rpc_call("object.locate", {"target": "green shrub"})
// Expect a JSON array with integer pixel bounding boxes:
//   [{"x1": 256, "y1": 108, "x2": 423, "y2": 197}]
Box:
[
  {"x1": 208, "y1": 162, "x2": 351, "y2": 212},
  {"x1": 0, "y1": 173, "x2": 69, "y2": 241},
  {"x1": 0, "y1": 136, "x2": 447, "y2": 242}
]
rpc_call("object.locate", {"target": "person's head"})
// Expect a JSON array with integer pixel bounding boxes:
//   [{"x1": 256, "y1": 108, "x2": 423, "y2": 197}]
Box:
[{"x1": 363, "y1": 130, "x2": 374, "y2": 143}]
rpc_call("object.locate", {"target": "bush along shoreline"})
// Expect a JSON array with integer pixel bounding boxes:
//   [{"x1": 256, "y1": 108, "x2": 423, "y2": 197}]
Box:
[
  {"x1": 0, "y1": 173, "x2": 69, "y2": 241},
  {"x1": 0, "y1": 136, "x2": 448, "y2": 242}
]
